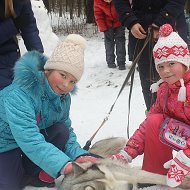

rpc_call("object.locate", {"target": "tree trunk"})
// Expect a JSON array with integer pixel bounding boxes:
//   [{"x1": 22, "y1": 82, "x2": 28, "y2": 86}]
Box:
[
  {"x1": 42, "y1": 0, "x2": 50, "y2": 12},
  {"x1": 85, "y1": 0, "x2": 95, "y2": 23}
]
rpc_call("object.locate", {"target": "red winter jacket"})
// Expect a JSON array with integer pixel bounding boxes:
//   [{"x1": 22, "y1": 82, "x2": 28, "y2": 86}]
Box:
[
  {"x1": 125, "y1": 70, "x2": 190, "y2": 159},
  {"x1": 94, "y1": 0, "x2": 121, "y2": 32}
]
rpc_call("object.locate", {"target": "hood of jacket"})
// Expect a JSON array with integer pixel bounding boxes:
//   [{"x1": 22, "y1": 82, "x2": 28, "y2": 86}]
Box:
[{"x1": 13, "y1": 51, "x2": 47, "y2": 97}]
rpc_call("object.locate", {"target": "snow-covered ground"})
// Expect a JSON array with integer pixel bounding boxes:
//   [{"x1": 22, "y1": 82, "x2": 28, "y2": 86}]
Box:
[{"x1": 21, "y1": 1, "x2": 187, "y2": 189}]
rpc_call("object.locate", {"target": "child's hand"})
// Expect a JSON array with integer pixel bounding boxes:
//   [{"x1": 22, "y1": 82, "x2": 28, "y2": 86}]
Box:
[
  {"x1": 164, "y1": 150, "x2": 190, "y2": 187},
  {"x1": 61, "y1": 156, "x2": 98, "y2": 175},
  {"x1": 75, "y1": 155, "x2": 98, "y2": 163},
  {"x1": 109, "y1": 150, "x2": 132, "y2": 164},
  {"x1": 62, "y1": 162, "x2": 73, "y2": 175}
]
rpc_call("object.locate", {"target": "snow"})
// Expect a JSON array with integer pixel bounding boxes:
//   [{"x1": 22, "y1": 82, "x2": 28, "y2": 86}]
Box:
[
  {"x1": 20, "y1": 0, "x2": 185, "y2": 189},
  {"x1": 19, "y1": 0, "x2": 59, "y2": 56}
]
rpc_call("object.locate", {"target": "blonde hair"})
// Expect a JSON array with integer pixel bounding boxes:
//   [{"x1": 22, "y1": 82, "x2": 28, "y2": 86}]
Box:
[{"x1": 5, "y1": 0, "x2": 16, "y2": 18}]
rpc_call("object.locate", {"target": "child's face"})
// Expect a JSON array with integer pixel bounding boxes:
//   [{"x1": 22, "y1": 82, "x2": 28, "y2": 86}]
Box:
[
  {"x1": 46, "y1": 70, "x2": 77, "y2": 95},
  {"x1": 157, "y1": 61, "x2": 187, "y2": 84}
]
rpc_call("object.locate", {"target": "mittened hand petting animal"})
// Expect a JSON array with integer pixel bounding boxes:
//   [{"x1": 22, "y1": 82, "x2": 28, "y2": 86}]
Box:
[
  {"x1": 61, "y1": 155, "x2": 98, "y2": 175},
  {"x1": 109, "y1": 149, "x2": 132, "y2": 163},
  {"x1": 164, "y1": 149, "x2": 190, "y2": 187},
  {"x1": 75, "y1": 155, "x2": 98, "y2": 163}
]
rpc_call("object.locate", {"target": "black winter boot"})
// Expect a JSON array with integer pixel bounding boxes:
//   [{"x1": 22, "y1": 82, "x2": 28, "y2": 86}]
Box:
[
  {"x1": 108, "y1": 63, "x2": 117, "y2": 68},
  {"x1": 118, "y1": 65, "x2": 126, "y2": 70}
]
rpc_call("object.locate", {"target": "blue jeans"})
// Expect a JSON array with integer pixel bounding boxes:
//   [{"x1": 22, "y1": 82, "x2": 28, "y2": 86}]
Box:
[
  {"x1": 104, "y1": 26, "x2": 126, "y2": 66},
  {"x1": 0, "y1": 123, "x2": 69, "y2": 190}
]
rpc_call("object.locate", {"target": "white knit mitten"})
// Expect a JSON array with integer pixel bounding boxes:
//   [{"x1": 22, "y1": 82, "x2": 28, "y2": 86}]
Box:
[
  {"x1": 109, "y1": 150, "x2": 132, "y2": 163},
  {"x1": 164, "y1": 150, "x2": 190, "y2": 187}
]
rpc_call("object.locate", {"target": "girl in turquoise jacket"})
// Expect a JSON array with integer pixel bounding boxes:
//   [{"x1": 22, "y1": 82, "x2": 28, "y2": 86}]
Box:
[{"x1": 0, "y1": 34, "x2": 98, "y2": 190}]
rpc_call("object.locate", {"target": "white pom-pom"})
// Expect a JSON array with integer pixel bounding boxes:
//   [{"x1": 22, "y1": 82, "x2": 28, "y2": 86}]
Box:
[
  {"x1": 65, "y1": 34, "x2": 87, "y2": 50},
  {"x1": 178, "y1": 79, "x2": 186, "y2": 102},
  {"x1": 150, "y1": 79, "x2": 164, "y2": 93}
]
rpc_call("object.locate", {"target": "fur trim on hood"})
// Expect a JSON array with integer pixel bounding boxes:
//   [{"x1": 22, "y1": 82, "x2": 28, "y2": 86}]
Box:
[{"x1": 13, "y1": 51, "x2": 47, "y2": 96}]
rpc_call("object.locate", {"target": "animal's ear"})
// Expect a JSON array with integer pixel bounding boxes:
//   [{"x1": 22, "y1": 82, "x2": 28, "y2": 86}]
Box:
[{"x1": 73, "y1": 162, "x2": 88, "y2": 177}]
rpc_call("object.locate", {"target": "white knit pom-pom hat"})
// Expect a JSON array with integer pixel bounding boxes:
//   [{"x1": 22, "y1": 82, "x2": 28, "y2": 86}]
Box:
[
  {"x1": 44, "y1": 34, "x2": 87, "y2": 81},
  {"x1": 150, "y1": 24, "x2": 190, "y2": 102}
]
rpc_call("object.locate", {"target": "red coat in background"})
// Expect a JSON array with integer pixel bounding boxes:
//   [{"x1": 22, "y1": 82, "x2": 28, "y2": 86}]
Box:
[{"x1": 94, "y1": 0, "x2": 121, "y2": 32}]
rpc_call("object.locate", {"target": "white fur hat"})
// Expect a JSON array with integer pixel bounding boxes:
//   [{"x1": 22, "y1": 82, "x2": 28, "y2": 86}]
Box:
[{"x1": 44, "y1": 34, "x2": 87, "y2": 81}]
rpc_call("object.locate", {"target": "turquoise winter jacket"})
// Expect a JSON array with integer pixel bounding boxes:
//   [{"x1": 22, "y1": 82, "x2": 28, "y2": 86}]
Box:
[{"x1": 0, "y1": 51, "x2": 88, "y2": 178}]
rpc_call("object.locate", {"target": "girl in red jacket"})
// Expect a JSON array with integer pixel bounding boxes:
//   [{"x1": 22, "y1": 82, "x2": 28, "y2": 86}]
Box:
[
  {"x1": 94, "y1": 0, "x2": 126, "y2": 70},
  {"x1": 112, "y1": 24, "x2": 190, "y2": 188}
]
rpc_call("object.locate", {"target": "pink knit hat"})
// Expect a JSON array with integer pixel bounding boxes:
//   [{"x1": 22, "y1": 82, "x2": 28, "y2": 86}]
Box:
[
  {"x1": 151, "y1": 24, "x2": 190, "y2": 102},
  {"x1": 44, "y1": 34, "x2": 86, "y2": 81}
]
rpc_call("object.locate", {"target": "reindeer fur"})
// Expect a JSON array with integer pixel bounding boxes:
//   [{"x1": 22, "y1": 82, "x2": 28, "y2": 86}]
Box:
[{"x1": 56, "y1": 137, "x2": 190, "y2": 190}]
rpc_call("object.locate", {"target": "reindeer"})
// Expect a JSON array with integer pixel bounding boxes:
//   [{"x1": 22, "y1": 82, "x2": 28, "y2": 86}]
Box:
[{"x1": 56, "y1": 137, "x2": 190, "y2": 190}]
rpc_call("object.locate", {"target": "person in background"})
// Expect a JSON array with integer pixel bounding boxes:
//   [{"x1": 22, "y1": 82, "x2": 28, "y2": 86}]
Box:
[
  {"x1": 0, "y1": 0, "x2": 44, "y2": 90},
  {"x1": 94, "y1": 0, "x2": 126, "y2": 70},
  {"x1": 111, "y1": 24, "x2": 190, "y2": 188},
  {"x1": 185, "y1": 0, "x2": 190, "y2": 50},
  {"x1": 0, "y1": 34, "x2": 99, "y2": 190},
  {"x1": 112, "y1": 0, "x2": 187, "y2": 111}
]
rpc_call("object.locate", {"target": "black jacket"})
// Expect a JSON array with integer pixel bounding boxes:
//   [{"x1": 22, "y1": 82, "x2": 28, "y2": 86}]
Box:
[
  {"x1": 112, "y1": 0, "x2": 187, "y2": 40},
  {"x1": 0, "y1": 0, "x2": 43, "y2": 89}
]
